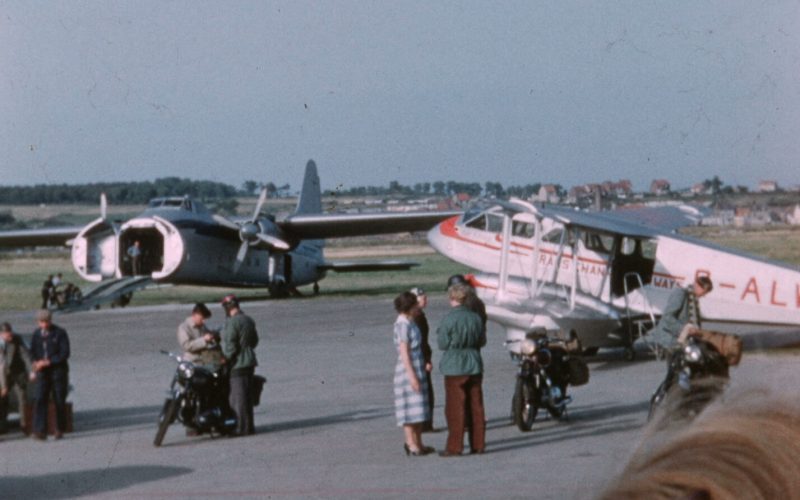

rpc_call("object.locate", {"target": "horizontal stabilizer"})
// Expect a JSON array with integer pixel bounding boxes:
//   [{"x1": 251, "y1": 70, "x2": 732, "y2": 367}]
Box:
[{"x1": 319, "y1": 260, "x2": 419, "y2": 273}]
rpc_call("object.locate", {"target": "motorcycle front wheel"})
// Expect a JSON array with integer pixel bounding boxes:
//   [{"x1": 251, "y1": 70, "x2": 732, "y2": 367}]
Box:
[
  {"x1": 154, "y1": 397, "x2": 180, "y2": 447},
  {"x1": 512, "y1": 378, "x2": 538, "y2": 431}
]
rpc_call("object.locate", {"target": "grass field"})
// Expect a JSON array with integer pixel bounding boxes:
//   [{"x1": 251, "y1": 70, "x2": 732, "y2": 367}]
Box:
[
  {"x1": 1, "y1": 225, "x2": 799, "y2": 312},
  {"x1": 0, "y1": 249, "x2": 469, "y2": 311}
]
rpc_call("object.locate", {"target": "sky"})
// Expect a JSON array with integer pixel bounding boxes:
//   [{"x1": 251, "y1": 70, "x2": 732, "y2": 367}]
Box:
[{"x1": 1, "y1": 1, "x2": 798, "y2": 192}]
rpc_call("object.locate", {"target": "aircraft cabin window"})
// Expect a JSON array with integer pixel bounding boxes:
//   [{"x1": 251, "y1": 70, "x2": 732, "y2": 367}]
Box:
[
  {"x1": 542, "y1": 227, "x2": 564, "y2": 244},
  {"x1": 584, "y1": 232, "x2": 613, "y2": 254},
  {"x1": 512, "y1": 221, "x2": 534, "y2": 238},
  {"x1": 620, "y1": 237, "x2": 637, "y2": 256},
  {"x1": 641, "y1": 239, "x2": 658, "y2": 260},
  {"x1": 486, "y1": 214, "x2": 504, "y2": 233}
]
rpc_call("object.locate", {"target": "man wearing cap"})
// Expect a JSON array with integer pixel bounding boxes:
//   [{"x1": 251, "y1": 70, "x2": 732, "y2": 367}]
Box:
[
  {"x1": 0, "y1": 322, "x2": 33, "y2": 434},
  {"x1": 410, "y1": 287, "x2": 435, "y2": 432},
  {"x1": 177, "y1": 303, "x2": 220, "y2": 367},
  {"x1": 30, "y1": 309, "x2": 71, "y2": 440},
  {"x1": 220, "y1": 295, "x2": 259, "y2": 436}
]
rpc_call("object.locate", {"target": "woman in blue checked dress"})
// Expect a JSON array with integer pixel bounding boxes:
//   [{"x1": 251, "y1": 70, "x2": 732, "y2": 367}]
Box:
[{"x1": 393, "y1": 291, "x2": 434, "y2": 456}]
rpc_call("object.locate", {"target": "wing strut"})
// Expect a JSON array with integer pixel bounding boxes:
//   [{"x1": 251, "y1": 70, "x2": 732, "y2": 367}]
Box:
[{"x1": 497, "y1": 213, "x2": 512, "y2": 302}]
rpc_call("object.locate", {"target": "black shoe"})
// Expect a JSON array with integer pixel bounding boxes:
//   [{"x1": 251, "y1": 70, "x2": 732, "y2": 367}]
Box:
[{"x1": 404, "y1": 444, "x2": 426, "y2": 456}]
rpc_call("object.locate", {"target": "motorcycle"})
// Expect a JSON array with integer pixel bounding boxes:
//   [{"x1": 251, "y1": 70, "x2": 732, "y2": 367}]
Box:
[
  {"x1": 648, "y1": 336, "x2": 730, "y2": 421},
  {"x1": 153, "y1": 350, "x2": 238, "y2": 446},
  {"x1": 508, "y1": 333, "x2": 589, "y2": 432}
]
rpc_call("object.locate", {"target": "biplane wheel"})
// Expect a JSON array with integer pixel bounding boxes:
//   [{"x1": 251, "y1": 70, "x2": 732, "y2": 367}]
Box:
[{"x1": 623, "y1": 346, "x2": 636, "y2": 361}]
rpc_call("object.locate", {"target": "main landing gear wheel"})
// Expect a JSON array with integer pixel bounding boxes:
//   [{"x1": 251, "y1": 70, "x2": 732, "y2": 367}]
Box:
[
  {"x1": 313, "y1": 282, "x2": 319, "y2": 295},
  {"x1": 623, "y1": 346, "x2": 636, "y2": 361}
]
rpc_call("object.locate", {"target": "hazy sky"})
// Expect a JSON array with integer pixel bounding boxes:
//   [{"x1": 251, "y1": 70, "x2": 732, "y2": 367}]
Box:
[{"x1": 2, "y1": 1, "x2": 798, "y2": 192}]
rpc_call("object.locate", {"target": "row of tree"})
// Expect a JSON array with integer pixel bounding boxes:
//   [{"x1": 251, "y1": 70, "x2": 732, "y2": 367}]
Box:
[
  {"x1": 0, "y1": 178, "x2": 552, "y2": 204},
  {"x1": 0, "y1": 178, "x2": 239, "y2": 205}
]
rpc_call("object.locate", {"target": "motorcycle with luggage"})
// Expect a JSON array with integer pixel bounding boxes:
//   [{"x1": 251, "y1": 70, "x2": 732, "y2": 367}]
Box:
[
  {"x1": 154, "y1": 350, "x2": 238, "y2": 446},
  {"x1": 648, "y1": 329, "x2": 741, "y2": 421},
  {"x1": 508, "y1": 331, "x2": 589, "y2": 432}
]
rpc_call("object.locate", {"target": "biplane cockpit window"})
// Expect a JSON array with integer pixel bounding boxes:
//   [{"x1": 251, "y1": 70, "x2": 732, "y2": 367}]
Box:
[
  {"x1": 466, "y1": 214, "x2": 487, "y2": 230},
  {"x1": 512, "y1": 221, "x2": 534, "y2": 238}
]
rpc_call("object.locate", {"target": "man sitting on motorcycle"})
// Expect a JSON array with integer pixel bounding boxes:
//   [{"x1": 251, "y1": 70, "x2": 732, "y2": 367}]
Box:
[
  {"x1": 177, "y1": 303, "x2": 221, "y2": 368},
  {"x1": 648, "y1": 276, "x2": 713, "y2": 352}
]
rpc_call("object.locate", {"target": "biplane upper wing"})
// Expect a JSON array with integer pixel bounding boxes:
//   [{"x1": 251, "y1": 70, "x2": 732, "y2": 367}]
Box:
[{"x1": 280, "y1": 210, "x2": 461, "y2": 239}]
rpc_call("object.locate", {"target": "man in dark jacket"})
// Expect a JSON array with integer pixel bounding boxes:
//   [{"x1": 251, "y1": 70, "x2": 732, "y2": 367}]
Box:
[
  {"x1": 0, "y1": 322, "x2": 33, "y2": 434},
  {"x1": 30, "y1": 309, "x2": 70, "y2": 440},
  {"x1": 221, "y1": 295, "x2": 259, "y2": 436},
  {"x1": 410, "y1": 287, "x2": 435, "y2": 432}
]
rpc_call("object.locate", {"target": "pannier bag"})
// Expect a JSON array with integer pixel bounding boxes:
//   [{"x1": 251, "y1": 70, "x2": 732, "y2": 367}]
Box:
[
  {"x1": 567, "y1": 357, "x2": 590, "y2": 386},
  {"x1": 693, "y1": 329, "x2": 743, "y2": 367}
]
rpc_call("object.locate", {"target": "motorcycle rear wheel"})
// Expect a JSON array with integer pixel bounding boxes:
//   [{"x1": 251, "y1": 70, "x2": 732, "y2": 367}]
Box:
[
  {"x1": 512, "y1": 379, "x2": 538, "y2": 431},
  {"x1": 154, "y1": 397, "x2": 180, "y2": 447}
]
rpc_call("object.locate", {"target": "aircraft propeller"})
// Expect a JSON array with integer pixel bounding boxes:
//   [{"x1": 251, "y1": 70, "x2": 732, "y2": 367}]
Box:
[{"x1": 230, "y1": 187, "x2": 290, "y2": 274}]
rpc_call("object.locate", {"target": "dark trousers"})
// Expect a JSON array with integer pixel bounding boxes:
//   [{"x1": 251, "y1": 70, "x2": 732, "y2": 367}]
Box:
[
  {"x1": 444, "y1": 374, "x2": 486, "y2": 454},
  {"x1": 131, "y1": 256, "x2": 141, "y2": 275},
  {"x1": 0, "y1": 375, "x2": 28, "y2": 433},
  {"x1": 423, "y1": 371, "x2": 435, "y2": 429},
  {"x1": 229, "y1": 373, "x2": 255, "y2": 436},
  {"x1": 34, "y1": 365, "x2": 68, "y2": 435}
]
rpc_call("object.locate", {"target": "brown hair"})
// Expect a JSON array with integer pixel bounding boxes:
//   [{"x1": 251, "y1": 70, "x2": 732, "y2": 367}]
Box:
[
  {"x1": 447, "y1": 283, "x2": 470, "y2": 305},
  {"x1": 598, "y1": 390, "x2": 800, "y2": 499},
  {"x1": 394, "y1": 291, "x2": 417, "y2": 314}
]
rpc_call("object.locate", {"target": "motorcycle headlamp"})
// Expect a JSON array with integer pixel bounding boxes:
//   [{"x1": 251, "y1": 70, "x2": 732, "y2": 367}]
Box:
[
  {"x1": 684, "y1": 344, "x2": 702, "y2": 363},
  {"x1": 520, "y1": 339, "x2": 537, "y2": 356},
  {"x1": 178, "y1": 361, "x2": 195, "y2": 379}
]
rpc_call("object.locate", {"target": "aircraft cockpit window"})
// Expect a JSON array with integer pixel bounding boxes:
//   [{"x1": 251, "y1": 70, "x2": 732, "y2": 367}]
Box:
[
  {"x1": 584, "y1": 232, "x2": 613, "y2": 254},
  {"x1": 182, "y1": 199, "x2": 193, "y2": 211},
  {"x1": 512, "y1": 221, "x2": 534, "y2": 238},
  {"x1": 465, "y1": 214, "x2": 487, "y2": 230},
  {"x1": 163, "y1": 199, "x2": 184, "y2": 208},
  {"x1": 147, "y1": 199, "x2": 161, "y2": 208}
]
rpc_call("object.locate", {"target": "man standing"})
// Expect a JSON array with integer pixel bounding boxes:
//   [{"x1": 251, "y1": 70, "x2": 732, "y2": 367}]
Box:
[
  {"x1": 649, "y1": 276, "x2": 714, "y2": 351},
  {"x1": 0, "y1": 323, "x2": 33, "y2": 434},
  {"x1": 410, "y1": 287, "x2": 435, "y2": 432},
  {"x1": 41, "y1": 275, "x2": 53, "y2": 309},
  {"x1": 220, "y1": 295, "x2": 259, "y2": 436},
  {"x1": 30, "y1": 310, "x2": 71, "y2": 440},
  {"x1": 177, "y1": 303, "x2": 219, "y2": 367},
  {"x1": 127, "y1": 240, "x2": 142, "y2": 275}
]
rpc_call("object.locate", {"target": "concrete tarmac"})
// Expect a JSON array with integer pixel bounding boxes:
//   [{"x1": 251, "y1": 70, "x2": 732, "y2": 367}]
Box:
[{"x1": 0, "y1": 296, "x2": 797, "y2": 499}]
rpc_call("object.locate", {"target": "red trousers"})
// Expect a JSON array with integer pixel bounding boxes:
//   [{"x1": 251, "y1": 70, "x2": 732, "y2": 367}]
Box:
[{"x1": 444, "y1": 374, "x2": 485, "y2": 454}]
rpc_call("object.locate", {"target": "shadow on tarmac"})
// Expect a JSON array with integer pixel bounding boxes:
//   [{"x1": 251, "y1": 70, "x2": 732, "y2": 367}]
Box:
[
  {"x1": 0, "y1": 465, "x2": 192, "y2": 499},
  {"x1": 74, "y1": 404, "x2": 163, "y2": 432},
  {"x1": 483, "y1": 400, "x2": 649, "y2": 455},
  {"x1": 258, "y1": 408, "x2": 393, "y2": 434}
]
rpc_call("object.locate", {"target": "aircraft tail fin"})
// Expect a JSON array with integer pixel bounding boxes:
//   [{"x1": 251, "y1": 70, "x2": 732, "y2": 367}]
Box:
[{"x1": 295, "y1": 160, "x2": 322, "y2": 215}]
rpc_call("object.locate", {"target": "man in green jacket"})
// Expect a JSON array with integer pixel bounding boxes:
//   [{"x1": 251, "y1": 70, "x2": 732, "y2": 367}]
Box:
[
  {"x1": 649, "y1": 276, "x2": 713, "y2": 351},
  {"x1": 221, "y1": 295, "x2": 259, "y2": 436},
  {"x1": 437, "y1": 283, "x2": 486, "y2": 456}
]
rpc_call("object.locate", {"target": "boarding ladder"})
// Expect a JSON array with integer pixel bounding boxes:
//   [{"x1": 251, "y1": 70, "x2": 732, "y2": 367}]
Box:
[{"x1": 622, "y1": 272, "x2": 661, "y2": 358}]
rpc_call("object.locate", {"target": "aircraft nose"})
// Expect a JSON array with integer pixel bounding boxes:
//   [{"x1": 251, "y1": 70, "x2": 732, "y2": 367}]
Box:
[{"x1": 427, "y1": 217, "x2": 455, "y2": 256}]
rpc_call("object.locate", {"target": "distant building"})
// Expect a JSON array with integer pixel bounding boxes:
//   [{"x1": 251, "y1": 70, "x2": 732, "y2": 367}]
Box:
[
  {"x1": 650, "y1": 179, "x2": 671, "y2": 196},
  {"x1": 757, "y1": 180, "x2": 779, "y2": 193},
  {"x1": 536, "y1": 184, "x2": 560, "y2": 204},
  {"x1": 787, "y1": 205, "x2": 800, "y2": 225},
  {"x1": 691, "y1": 183, "x2": 708, "y2": 195}
]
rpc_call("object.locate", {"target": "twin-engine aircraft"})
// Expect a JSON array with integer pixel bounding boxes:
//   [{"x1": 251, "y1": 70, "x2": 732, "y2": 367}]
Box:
[
  {"x1": 0, "y1": 160, "x2": 457, "y2": 311},
  {"x1": 427, "y1": 198, "x2": 800, "y2": 358}
]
